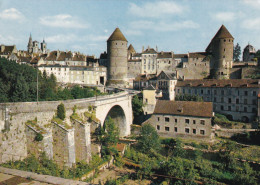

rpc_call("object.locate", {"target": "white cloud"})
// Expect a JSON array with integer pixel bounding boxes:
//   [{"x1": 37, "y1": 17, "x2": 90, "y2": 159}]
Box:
[
  {"x1": 0, "y1": 8, "x2": 24, "y2": 21},
  {"x1": 213, "y1": 12, "x2": 236, "y2": 22},
  {"x1": 242, "y1": 18, "x2": 260, "y2": 30},
  {"x1": 125, "y1": 30, "x2": 143, "y2": 36},
  {"x1": 0, "y1": 34, "x2": 17, "y2": 44},
  {"x1": 242, "y1": 0, "x2": 260, "y2": 8},
  {"x1": 89, "y1": 35, "x2": 108, "y2": 42},
  {"x1": 45, "y1": 34, "x2": 78, "y2": 43},
  {"x1": 129, "y1": 1, "x2": 184, "y2": 18},
  {"x1": 39, "y1": 14, "x2": 88, "y2": 28},
  {"x1": 129, "y1": 20, "x2": 199, "y2": 32},
  {"x1": 45, "y1": 33, "x2": 108, "y2": 44}
]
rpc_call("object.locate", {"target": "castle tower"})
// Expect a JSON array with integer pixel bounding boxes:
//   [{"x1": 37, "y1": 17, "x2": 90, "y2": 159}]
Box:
[
  {"x1": 41, "y1": 39, "x2": 47, "y2": 54},
  {"x1": 206, "y1": 25, "x2": 234, "y2": 79},
  {"x1": 127, "y1": 44, "x2": 136, "y2": 59},
  {"x1": 107, "y1": 27, "x2": 128, "y2": 84},
  {"x1": 27, "y1": 33, "x2": 33, "y2": 54}
]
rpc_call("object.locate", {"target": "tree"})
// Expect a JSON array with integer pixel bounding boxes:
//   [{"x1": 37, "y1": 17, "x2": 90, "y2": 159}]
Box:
[
  {"x1": 137, "y1": 123, "x2": 160, "y2": 153},
  {"x1": 233, "y1": 43, "x2": 241, "y2": 62},
  {"x1": 102, "y1": 117, "x2": 119, "y2": 147},
  {"x1": 57, "y1": 103, "x2": 66, "y2": 120}
]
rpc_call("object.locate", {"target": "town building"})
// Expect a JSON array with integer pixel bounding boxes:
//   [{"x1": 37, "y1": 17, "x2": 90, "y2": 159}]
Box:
[
  {"x1": 175, "y1": 79, "x2": 260, "y2": 122},
  {"x1": 38, "y1": 64, "x2": 106, "y2": 85},
  {"x1": 150, "y1": 100, "x2": 213, "y2": 139},
  {"x1": 143, "y1": 84, "x2": 162, "y2": 115},
  {"x1": 0, "y1": 45, "x2": 17, "y2": 58}
]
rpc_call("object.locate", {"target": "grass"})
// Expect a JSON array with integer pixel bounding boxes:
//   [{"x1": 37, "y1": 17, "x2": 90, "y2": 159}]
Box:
[
  {"x1": 52, "y1": 117, "x2": 73, "y2": 130},
  {"x1": 213, "y1": 113, "x2": 249, "y2": 129},
  {"x1": 26, "y1": 119, "x2": 47, "y2": 134},
  {"x1": 233, "y1": 145, "x2": 260, "y2": 163}
]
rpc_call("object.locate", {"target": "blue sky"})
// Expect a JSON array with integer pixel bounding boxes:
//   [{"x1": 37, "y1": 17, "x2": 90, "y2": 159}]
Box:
[{"x1": 0, "y1": 0, "x2": 259, "y2": 56}]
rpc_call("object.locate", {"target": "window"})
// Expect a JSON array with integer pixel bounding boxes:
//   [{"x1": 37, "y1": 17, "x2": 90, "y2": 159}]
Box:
[
  {"x1": 244, "y1": 99, "x2": 247, "y2": 104},
  {"x1": 185, "y1": 128, "x2": 190, "y2": 133},
  {"x1": 228, "y1": 98, "x2": 231, "y2": 103},
  {"x1": 185, "y1": 119, "x2": 190, "y2": 124},
  {"x1": 193, "y1": 129, "x2": 196, "y2": 134},
  {"x1": 208, "y1": 90, "x2": 210, "y2": 95},
  {"x1": 174, "y1": 127, "x2": 178, "y2": 132},
  {"x1": 157, "y1": 125, "x2": 160, "y2": 130},
  {"x1": 214, "y1": 97, "x2": 217, "y2": 102},
  {"x1": 253, "y1": 91, "x2": 256, "y2": 96},
  {"x1": 221, "y1": 97, "x2": 224, "y2": 103},
  {"x1": 244, "y1": 107, "x2": 247, "y2": 112},
  {"x1": 200, "y1": 120, "x2": 205, "y2": 125},
  {"x1": 221, "y1": 90, "x2": 224, "y2": 95},
  {"x1": 236, "y1": 106, "x2": 239, "y2": 112},
  {"x1": 200, "y1": 130, "x2": 205, "y2": 135},
  {"x1": 157, "y1": 117, "x2": 160, "y2": 121},
  {"x1": 175, "y1": 119, "x2": 178, "y2": 123},
  {"x1": 165, "y1": 127, "x2": 170, "y2": 131},
  {"x1": 228, "y1": 106, "x2": 231, "y2": 111},
  {"x1": 201, "y1": 89, "x2": 203, "y2": 94},
  {"x1": 193, "y1": 120, "x2": 196, "y2": 124},
  {"x1": 214, "y1": 90, "x2": 217, "y2": 95},
  {"x1": 145, "y1": 98, "x2": 148, "y2": 103},
  {"x1": 165, "y1": 117, "x2": 170, "y2": 122},
  {"x1": 244, "y1": 91, "x2": 248, "y2": 96},
  {"x1": 221, "y1": 105, "x2": 224, "y2": 110},
  {"x1": 236, "y1": 99, "x2": 239, "y2": 104}
]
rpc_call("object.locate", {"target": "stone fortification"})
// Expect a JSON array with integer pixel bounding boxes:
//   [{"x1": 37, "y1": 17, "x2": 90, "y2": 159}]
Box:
[{"x1": 0, "y1": 92, "x2": 133, "y2": 166}]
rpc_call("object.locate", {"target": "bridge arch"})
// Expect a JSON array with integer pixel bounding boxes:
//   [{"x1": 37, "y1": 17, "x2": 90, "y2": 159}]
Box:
[
  {"x1": 94, "y1": 94, "x2": 132, "y2": 137},
  {"x1": 104, "y1": 105, "x2": 127, "y2": 137}
]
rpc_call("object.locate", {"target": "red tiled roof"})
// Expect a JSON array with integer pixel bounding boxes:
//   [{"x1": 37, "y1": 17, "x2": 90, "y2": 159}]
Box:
[{"x1": 154, "y1": 100, "x2": 213, "y2": 118}]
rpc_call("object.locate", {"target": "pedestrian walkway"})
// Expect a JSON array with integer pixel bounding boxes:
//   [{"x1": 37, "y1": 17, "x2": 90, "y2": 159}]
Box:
[{"x1": 0, "y1": 167, "x2": 90, "y2": 185}]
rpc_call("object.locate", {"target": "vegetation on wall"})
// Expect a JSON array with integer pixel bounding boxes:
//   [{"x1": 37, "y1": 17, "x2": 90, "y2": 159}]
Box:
[
  {"x1": 1, "y1": 153, "x2": 110, "y2": 180},
  {"x1": 0, "y1": 57, "x2": 105, "y2": 103}
]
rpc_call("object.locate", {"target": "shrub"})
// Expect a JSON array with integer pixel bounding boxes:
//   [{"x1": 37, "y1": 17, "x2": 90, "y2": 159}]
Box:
[
  {"x1": 35, "y1": 133, "x2": 43, "y2": 142},
  {"x1": 57, "y1": 103, "x2": 66, "y2": 120}
]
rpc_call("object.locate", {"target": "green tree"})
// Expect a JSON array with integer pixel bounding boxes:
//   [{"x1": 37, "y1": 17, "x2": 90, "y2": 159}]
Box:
[
  {"x1": 57, "y1": 103, "x2": 66, "y2": 120},
  {"x1": 233, "y1": 43, "x2": 241, "y2": 62},
  {"x1": 137, "y1": 123, "x2": 160, "y2": 153},
  {"x1": 132, "y1": 95, "x2": 144, "y2": 118},
  {"x1": 219, "y1": 140, "x2": 237, "y2": 168},
  {"x1": 102, "y1": 117, "x2": 119, "y2": 147}
]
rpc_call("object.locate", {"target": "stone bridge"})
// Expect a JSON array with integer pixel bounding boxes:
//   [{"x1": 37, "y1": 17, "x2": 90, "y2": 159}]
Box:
[{"x1": 0, "y1": 91, "x2": 133, "y2": 165}]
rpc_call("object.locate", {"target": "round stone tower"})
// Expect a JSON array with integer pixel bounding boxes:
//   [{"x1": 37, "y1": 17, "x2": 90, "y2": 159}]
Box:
[
  {"x1": 206, "y1": 25, "x2": 234, "y2": 79},
  {"x1": 107, "y1": 28, "x2": 128, "y2": 84}
]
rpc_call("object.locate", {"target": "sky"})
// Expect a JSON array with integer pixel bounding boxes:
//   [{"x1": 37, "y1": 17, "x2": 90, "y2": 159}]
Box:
[{"x1": 0, "y1": 0, "x2": 259, "y2": 57}]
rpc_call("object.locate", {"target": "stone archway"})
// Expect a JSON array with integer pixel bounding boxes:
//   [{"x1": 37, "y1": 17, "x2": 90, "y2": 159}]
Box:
[{"x1": 104, "y1": 105, "x2": 127, "y2": 137}]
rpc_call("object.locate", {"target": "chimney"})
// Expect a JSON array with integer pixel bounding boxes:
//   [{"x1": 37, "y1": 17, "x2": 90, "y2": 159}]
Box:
[
  {"x1": 142, "y1": 46, "x2": 144, "y2": 52},
  {"x1": 156, "y1": 46, "x2": 158, "y2": 52}
]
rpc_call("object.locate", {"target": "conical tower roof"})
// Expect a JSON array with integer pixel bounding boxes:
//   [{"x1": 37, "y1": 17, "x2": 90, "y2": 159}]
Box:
[
  {"x1": 213, "y1": 25, "x2": 234, "y2": 39},
  {"x1": 107, "y1": 27, "x2": 127, "y2": 42},
  {"x1": 128, "y1": 44, "x2": 136, "y2": 53}
]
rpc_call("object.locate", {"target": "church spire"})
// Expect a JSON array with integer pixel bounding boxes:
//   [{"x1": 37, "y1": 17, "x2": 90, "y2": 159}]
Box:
[{"x1": 28, "y1": 33, "x2": 33, "y2": 53}]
